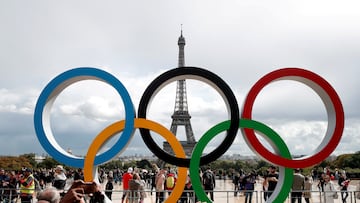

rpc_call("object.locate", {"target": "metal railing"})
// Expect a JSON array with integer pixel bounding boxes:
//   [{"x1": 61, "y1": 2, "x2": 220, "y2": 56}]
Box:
[{"x1": 0, "y1": 188, "x2": 359, "y2": 203}]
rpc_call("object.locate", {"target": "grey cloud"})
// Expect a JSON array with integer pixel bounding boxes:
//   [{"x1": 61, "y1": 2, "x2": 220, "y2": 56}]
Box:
[{"x1": 0, "y1": 0, "x2": 359, "y2": 158}]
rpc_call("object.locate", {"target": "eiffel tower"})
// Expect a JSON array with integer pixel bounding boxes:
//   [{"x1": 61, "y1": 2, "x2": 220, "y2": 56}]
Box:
[{"x1": 163, "y1": 29, "x2": 197, "y2": 157}]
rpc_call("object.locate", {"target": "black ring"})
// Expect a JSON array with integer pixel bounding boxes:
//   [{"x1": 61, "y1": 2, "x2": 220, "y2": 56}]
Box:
[{"x1": 138, "y1": 67, "x2": 239, "y2": 167}]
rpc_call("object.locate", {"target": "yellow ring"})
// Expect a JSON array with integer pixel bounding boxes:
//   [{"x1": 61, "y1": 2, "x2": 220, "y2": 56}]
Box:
[{"x1": 84, "y1": 118, "x2": 187, "y2": 203}]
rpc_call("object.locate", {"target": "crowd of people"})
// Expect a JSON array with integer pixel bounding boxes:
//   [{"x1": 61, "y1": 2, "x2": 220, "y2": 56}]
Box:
[
  {"x1": 116, "y1": 166, "x2": 214, "y2": 203},
  {"x1": 0, "y1": 164, "x2": 214, "y2": 203},
  {"x1": 1, "y1": 164, "x2": 359, "y2": 203},
  {"x1": 0, "y1": 164, "x2": 183, "y2": 203},
  {"x1": 0, "y1": 165, "x2": 102, "y2": 203},
  {"x1": 231, "y1": 166, "x2": 354, "y2": 203}
]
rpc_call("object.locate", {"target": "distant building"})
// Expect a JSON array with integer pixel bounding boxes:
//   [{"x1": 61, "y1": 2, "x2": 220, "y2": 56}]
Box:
[{"x1": 34, "y1": 154, "x2": 46, "y2": 163}]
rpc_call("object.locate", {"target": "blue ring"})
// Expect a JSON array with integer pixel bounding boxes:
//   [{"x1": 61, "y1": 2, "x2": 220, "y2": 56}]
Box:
[{"x1": 34, "y1": 67, "x2": 135, "y2": 168}]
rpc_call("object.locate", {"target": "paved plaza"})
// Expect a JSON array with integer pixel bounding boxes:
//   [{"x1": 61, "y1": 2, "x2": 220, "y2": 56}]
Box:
[
  {"x1": 13, "y1": 177, "x2": 358, "y2": 202},
  {"x1": 102, "y1": 177, "x2": 359, "y2": 203}
]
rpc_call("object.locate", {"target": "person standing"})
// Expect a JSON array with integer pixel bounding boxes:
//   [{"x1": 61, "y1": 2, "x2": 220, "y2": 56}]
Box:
[
  {"x1": 180, "y1": 175, "x2": 196, "y2": 203},
  {"x1": 202, "y1": 167, "x2": 216, "y2": 201},
  {"x1": 105, "y1": 176, "x2": 114, "y2": 200},
  {"x1": 266, "y1": 166, "x2": 278, "y2": 200},
  {"x1": 122, "y1": 167, "x2": 133, "y2": 203},
  {"x1": 19, "y1": 168, "x2": 35, "y2": 203},
  {"x1": 73, "y1": 168, "x2": 84, "y2": 181},
  {"x1": 262, "y1": 177, "x2": 268, "y2": 201},
  {"x1": 53, "y1": 165, "x2": 67, "y2": 192},
  {"x1": 128, "y1": 173, "x2": 141, "y2": 203},
  {"x1": 139, "y1": 175, "x2": 147, "y2": 203},
  {"x1": 233, "y1": 172, "x2": 240, "y2": 196},
  {"x1": 3, "y1": 171, "x2": 18, "y2": 203},
  {"x1": 150, "y1": 172, "x2": 156, "y2": 196},
  {"x1": 291, "y1": 168, "x2": 305, "y2": 203},
  {"x1": 0, "y1": 169, "x2": 10, "y2": 202},
  {"x1": 303, "y1": 176, "x2": 312, "y2": 203},
  {"x1": 317, "y1": 172, "x2": 326, "y2": 192},
  {"x1": 338, "y1": 173, "x2": 350, "y2": 203},
  {"x1": 323, "y1": 175, "x2": 336, "y2": 203},
  {"x1": 155, "y1": 169, "x2": 166, "y2": 203},
  {"x1": 165, "y1": 169, "x2": 177, "y2": 196},
  {"x1": 244, "y1": 172, "x2": 256, "y2": 203}
]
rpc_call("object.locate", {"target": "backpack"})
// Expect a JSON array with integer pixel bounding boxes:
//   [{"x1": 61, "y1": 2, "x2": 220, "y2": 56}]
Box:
[
  {"x1": 204, "y1": 172, "x2": 213, "y2": 186},
  {"x1": 53, "y1": 179, "x2": 66, "y2": 190},
  {"x1": 105, "y1": 181, "x2": 113, "y2": 191},
  {"x1": 166, "y1": 175, "x2": 175, "y2": 189}
]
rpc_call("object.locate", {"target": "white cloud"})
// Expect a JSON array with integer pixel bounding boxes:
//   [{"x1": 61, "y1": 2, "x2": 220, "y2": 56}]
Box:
[
  {"x1": 0, "y1": 0, "x2": 359, "y2": 160},
  {"x1": 0, "y1": 88, "x2": 37, "y2": 114}
]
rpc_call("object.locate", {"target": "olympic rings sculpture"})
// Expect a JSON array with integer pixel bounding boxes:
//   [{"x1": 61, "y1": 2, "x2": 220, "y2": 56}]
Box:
[{"x1": 34, "y1": 67, "x2": 344, "y2": 203}]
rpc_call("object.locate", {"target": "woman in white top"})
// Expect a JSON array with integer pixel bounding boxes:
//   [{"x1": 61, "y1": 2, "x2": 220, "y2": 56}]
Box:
[
  {"x1": 53, "y1": 165, "x2": 67, "y2": 191},
  {"x1": 323, "y1": 175, "x2": 337, "y2": 203},
  {"x1": 303, "y1": 176, "x2": 312, "y2": 203}
]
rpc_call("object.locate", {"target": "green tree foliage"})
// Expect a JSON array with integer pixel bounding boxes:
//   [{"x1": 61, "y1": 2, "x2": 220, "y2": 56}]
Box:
[
  {"x1": 37, "y1": 157, "x2": 61, "y2": 169},
  {"x1": 345, "y1": 151, "x2": 360, "y2": 168},
  {"x1": 123, "y1": 160, "x2": 137, "y2": 170},
  {"x1": 0, "y1": 156, "x2": 32, "y2": 170},
  {"x1": 136, "y1": 159, "x2": 152, "y2": 169},
  {"x1": 1, "y1": 152, "x2": 360, "y2": 176},
  {"x1": 318, "y1": 159, "x2": 332, "y2": 169},
  {"x1": 334, "y1": 154, "x2": 352, "y2": 169},
  {"x1": 19, "y1": 153, "x2": 37, "y2": 167},
  {"x1": 256, "y1": 160, "x2": 270, "y2": 169},
  {"x1": 101, "y1": 160, "x2": 123, "y2": 170},
  {"x1": 332, "y1": 151, "x2": 360, "y2": 169}
]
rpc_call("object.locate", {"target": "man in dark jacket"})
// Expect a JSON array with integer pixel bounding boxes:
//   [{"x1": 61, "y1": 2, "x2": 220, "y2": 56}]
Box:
[{"x1": 202, "y1": 167, "x2": 216, "y2": 201}]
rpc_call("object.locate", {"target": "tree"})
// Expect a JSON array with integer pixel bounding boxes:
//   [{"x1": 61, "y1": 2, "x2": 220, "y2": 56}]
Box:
[
  {"x1": 37, "y1": 157, "x2": 61, "y2": 169},
  {"x1": 334, "y1": 154, "x2": 352, "y2": 169},
  {"x1": 123, "y1": 160, "x2": 137, "y2": 170},
  {"x1": 318, "y1": 160, "x2": 331, "y2": 169},
  {"x1": 346, "y1": 151, "x2": 360, "y2": 168},
  {"x1": 19, "y1": 153, "x2": 37, "y2": 168},
  {"x1": 256, "y1": 160, "x2": 269, "y2": 169},
  {"x1": 233, "y1": 160, "x2": 246, "y2": 171},
  {"x1": 101, "y1": 160, "x2": 123, "y2": 170},
  {"x1": 136, "y1": 159, "x2": 152, "y2": 169},
  {"x1": 0, "y1": 156, "x2": 32, "y2": 170}
]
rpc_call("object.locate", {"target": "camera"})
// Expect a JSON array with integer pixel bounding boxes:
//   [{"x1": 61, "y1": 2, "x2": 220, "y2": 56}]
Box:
[{"x1": 89, "y1": 191, "x2": 104, "y2": 203}]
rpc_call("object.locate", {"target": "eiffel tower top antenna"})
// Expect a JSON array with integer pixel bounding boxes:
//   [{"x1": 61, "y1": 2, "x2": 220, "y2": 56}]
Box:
[
  {"x1": 180, "y1": 24, "x2": 183, "y2": 36},
  {"x1": 177, "y1": 25, "x2": 185, "y2": 67}
]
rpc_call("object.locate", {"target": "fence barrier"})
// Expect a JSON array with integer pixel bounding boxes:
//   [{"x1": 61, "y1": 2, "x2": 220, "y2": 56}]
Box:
[{"x1": 1, "y1": 188, "x2": 359, "y2": 203}]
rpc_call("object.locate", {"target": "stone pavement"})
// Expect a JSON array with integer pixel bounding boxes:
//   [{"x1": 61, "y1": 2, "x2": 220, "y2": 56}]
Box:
[
  {"x1": 24, "y1": 177, "x2": 359, "y2": 202},
  {"x1": 103, "y1": 177, "x2": 359, "y2": 203}
]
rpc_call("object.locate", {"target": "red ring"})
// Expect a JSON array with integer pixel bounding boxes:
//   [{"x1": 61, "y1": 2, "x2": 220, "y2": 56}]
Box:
[{"x1": 241, "y1": 68, "x2": 344, "y2": 168}]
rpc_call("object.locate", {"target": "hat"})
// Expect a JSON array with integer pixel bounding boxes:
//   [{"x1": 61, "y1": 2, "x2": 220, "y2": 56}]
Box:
[
  {"x1": 55, "y1": 165, "x2": 64, "y2": 171},
  {"x1": 127, "y1": 167, "x2": 133, "y2": 173}
]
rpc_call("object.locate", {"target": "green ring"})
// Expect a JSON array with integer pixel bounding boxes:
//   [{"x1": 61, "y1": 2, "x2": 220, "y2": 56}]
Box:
[{"x1": 189, "y1": 119, "x2": 293, "y2": 203}]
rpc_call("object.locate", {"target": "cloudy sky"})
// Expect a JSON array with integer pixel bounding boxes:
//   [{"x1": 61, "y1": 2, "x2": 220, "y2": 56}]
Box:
[{"x1": 1, "y1": 1, "x2": 359, "y2": 163}]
